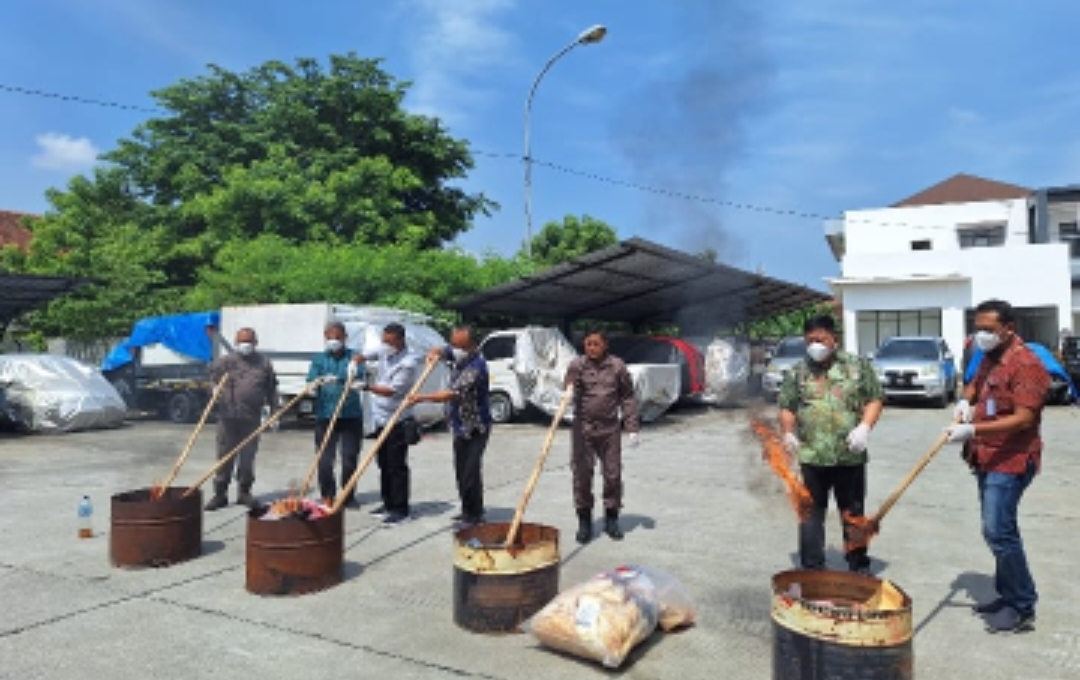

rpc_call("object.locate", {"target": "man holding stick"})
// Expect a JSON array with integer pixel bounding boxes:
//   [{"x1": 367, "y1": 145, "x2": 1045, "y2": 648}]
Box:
[
  {"x1": 778, "y1": 314, "x2": 883, "y2": 574},
  {"x1": 306, "y1": 322, "x2": 366, "y2": 508},
  {"x1": 352, "y1": 323, "x2": 421, "y2": 527},
  {"x1": 564, "y1": 329, "x2": 639, "y2": 544},
  {"x1": 408, "y1": 325, "x2": 492, "y2": 529},
  {"x1": 205, "y1": 327, "x2": 278, "y2": 511},
  {"x1": 946, "y1": 299, "x2": 1049, "y2": 634}
]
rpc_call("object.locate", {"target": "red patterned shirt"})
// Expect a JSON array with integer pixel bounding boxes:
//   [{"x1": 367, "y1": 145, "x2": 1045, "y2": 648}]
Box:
[{"x1": 971, "y1": 336, "x2": 1049, "y2": 474}]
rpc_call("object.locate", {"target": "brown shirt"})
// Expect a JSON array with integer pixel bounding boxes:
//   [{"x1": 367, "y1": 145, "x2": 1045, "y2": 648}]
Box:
[
  {"x1": 209, "y1": 352, "x2": 278, "y2": 421},
  {"x1": 564, "y1": 355, "x2": 639, "y2": 435},
  {"x1": 971, "y1": 336, "x2": 1049, "y2": 474}
]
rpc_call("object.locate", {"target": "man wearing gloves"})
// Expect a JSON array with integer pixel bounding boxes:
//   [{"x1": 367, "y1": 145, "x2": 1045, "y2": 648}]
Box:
[
  {"x1": 778, "y1": 315, "x2": 883, "y2": 574},
  {"x1": 205, "y1": 327, "x2": 278, "y2": 511},
  {"x1": 306, "y1": 322, "x2": 365, "y2": 508},
  {"x1": 946, "y1": 299, "x2": 1049, "y2": 634},
  {"x1": 564, "y1": 330, "x2": 640, "y2": 544}
]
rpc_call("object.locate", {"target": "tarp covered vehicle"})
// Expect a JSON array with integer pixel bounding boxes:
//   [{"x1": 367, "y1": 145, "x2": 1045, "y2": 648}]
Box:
[{"x1": 0, "y1": 354, "x2": 126, "y2": 433}]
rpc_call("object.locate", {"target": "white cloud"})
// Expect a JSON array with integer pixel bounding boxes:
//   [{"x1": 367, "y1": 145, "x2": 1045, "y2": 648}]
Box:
[
  {"x1": 31, "y1": 133, "x2": 100, "y2": 172},
  {"x1": 405, "y1": 0, "x2": 519, "y2": 124}
]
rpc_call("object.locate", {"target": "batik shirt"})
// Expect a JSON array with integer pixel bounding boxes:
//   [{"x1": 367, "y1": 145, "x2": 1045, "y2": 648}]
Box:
[{"x1": 778, "y1": 351, "x2": 882, "y2": 466}]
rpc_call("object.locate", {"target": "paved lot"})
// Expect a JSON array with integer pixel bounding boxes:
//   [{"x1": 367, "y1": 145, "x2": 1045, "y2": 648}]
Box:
[{"x1": 1, "y1": 404, "x2": 1079, "y2": 679}]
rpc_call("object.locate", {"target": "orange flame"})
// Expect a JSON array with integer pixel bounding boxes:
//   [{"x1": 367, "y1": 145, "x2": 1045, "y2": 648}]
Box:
[
  {"x1": 751, "y1": 420, "x2": 814, "y2": 520},
  {"x1": 842, "y1": 511, "x2": 879, "y2": 552}
]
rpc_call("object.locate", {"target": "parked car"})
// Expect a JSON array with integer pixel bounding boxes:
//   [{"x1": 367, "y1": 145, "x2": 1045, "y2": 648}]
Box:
[
  {"x1": 871, "y1": 336, "x2": 958, "y2": 407},
  {"x1": 762, "y1": 337, "x2": 806, "y2": 401},
  {"x1": 478, "y1": 329, "x2": 525, "y2": 424},
  {"x1": 0, "y1": 354, "x2": 126, "y2": 433}
]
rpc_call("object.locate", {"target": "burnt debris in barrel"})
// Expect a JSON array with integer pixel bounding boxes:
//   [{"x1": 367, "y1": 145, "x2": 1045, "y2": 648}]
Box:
[
  {"x1": 110, "y1": 487, "x2": 203, "y2": 568},
  {"x1": 771, "y1": 570, "x2": 914, "y2": 680},
  {"x1": 246, "y1": 506, "x2": 344, "y2": 596},
  {"x1": 453, "y1": 522, "x2": 560, "y2": 634}
]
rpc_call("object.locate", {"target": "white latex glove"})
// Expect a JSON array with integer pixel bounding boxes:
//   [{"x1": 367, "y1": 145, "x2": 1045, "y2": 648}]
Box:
[
  {"x1": 627, "y1": 432, "x2": 641, "y2": 448},
  {"x1": 954, "y1": 399, "x2": 974, "y2": 424},
  {"x1": 945, "y1": 423, "x2": 976, "y2": 443},
  {"x1": 846, "y1": 423, "x2": 871, "y2": 453},
  {"x1": 782, "y1": 432, "x2": 801, "y2": 456},
  {"x1": 346, "y1": 361, "x2": 358, "y2": 379},
  {"x1": 260, "y1": 405, "x2": 278, "y2": 432}
]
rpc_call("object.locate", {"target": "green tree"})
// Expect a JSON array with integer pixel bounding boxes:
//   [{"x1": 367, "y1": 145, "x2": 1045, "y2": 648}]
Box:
[
  {"x1": 11, "y1": 54, "x2": 496, "y2": 337},
  {"x1": 526, "y1": 214, "x2": 618, "y2": 267}
]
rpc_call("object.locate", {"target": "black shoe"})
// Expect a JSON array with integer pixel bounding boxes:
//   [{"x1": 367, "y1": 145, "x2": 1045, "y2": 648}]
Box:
[
  {"x1": 369, "y1": 505, "x2": 388, "y2": 517},
  {"x1": 973, "y1": 598, "x2": 1008, "y2": 616},
  {"x1": 576, "y1": 509, "x2": 593, "y2": 544},
  {"x1": 204, "y1": 495, "x2": 229, "y2": 512},
  {"x1": 342, "y1": 497, "x2": 360, "y2": 510},
  {"x1": 236, "y1": 491, "x2": 257, "y2": 509},
  {"x1": 985, "y1": 607, "x2": 1036, "y2": 634},
  {"x1": 382, "y1": 512, "x2": 411, "y2": 527},
  {"x1": 604, "y1": 510, "x2": 624, "y2": 541}
]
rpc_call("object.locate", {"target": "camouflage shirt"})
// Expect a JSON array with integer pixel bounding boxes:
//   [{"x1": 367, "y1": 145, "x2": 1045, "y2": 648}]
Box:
[{"x1": 777, "y1": 351, "x2": 882, "y2": 466}]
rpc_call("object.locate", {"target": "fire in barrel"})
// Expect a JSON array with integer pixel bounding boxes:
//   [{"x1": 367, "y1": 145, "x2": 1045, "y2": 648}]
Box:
[
  {"x1": 771, "y1": 570, "x2": 913, "y2": 680},
  {"x1": 110, "y1": 487, "x2": 203, "y2": 568},
  {"x1": 246, "y1": 496, "x2": 344, "y2": 596},
  {"x1": 453, "y1": 522, "x2": 561, "y2": 633}
]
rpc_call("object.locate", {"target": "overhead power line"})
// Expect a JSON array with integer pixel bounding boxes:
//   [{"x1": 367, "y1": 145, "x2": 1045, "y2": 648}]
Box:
[{"x1": 0, "y1": 83, "x2": 162, "y2": 114}]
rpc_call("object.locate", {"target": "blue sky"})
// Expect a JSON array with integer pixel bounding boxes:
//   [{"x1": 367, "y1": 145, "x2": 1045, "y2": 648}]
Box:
[{"x1": 2, "y1": 0, "x2": 1078, "y2": 290}]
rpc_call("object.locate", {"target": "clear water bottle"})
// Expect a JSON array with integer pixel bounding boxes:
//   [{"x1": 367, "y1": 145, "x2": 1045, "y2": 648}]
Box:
[{"x1": 78, "y1": 496, "x2": 93, "y2": 539}]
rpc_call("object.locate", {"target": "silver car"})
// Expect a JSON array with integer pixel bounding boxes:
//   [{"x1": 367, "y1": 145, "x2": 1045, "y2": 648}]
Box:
[
  {"x1": 871, "y1": 336, "x2": 958, "y2": 407},
  {"x1": 762, "y1": 337, "x2": 806, "y2": 401}
]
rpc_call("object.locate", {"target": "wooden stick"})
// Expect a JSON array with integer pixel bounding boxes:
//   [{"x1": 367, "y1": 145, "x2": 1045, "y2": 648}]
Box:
[
  {"x1": 182, "y1": 383, "x2": 317, "y2": 498},
  {"x1": 869, "y1": 431, "x2": 951, "y2": 524},
  {"x1": 504, "y1": 386, "x2": 573, "y2": 547},
  {"x1": 299, "y1": 372, "x2": 357, "y2": 498},
  {"x1": 155, "y1": 374, "x2": 229, "y2": 496},
  {"x1": 330, "y1": 357, "x2": 440, "y2": 514}
]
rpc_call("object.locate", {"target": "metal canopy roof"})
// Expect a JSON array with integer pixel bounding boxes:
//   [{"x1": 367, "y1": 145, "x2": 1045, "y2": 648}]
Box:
[
  {"x1": 0, "y1": 273, "x2": 92, "y2": 327},
  {"x1": 451, "y1": 238, "x2": 830, "y2": 329}
]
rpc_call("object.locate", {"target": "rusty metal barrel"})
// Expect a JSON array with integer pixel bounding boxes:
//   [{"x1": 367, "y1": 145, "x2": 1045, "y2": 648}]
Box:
[
  {"x1": 246, "y1": 508, "x2": 344, "y2": 596},
  {"x1": 771, "y1": 570, "x2": 914, "y2": 680},
  {"x1": 453, "y1": 522, "x2": 560, "y2": 634},
  {"x1": 110, "y1": 487, "x2": 203, "y2": 568}
]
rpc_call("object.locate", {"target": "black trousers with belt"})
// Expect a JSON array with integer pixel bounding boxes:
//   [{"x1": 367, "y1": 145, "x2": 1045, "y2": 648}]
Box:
[
  {"x1": 799, "y1": 463, "x2": 870, "y2": 571},
  {"x1": 314, "y1": 417, "x2": 363, "y2": 501},
  {"x1": 375, "y1": 421, "x2": 410, "y2": 515}
]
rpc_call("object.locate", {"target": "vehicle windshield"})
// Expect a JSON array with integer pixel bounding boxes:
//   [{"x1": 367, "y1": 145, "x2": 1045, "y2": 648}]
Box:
[
  {"x1": 876, "y1": 339, "x2": 938, "y2": 361},
  {"x1": 774, "y1": 338, "x2": 806, "y2": 358}
]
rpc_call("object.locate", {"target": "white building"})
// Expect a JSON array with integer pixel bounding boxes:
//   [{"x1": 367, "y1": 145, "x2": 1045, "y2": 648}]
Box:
[{"x1": 826, "y1": 173, "x2": 1075, "y2": 359}]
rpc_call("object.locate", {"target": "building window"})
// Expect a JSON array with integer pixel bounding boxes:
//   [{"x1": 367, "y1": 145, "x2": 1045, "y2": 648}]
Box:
[
  {"x1": 1059, "y1": 221, "x2": 1080, "y2": 258},
  {"x1": 911, "y1": 239, "x2": 931, "y2": 251},
  {"x1": 958, "y1": 224, "x2": 1006, "y2": 249},
  {"x1": 856, "y1": 310, "x2": 943, "y2": 355}
]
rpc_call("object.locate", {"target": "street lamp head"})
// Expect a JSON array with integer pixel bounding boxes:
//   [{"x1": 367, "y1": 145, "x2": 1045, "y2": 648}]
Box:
[{"x1": 577, "y1": 24, "x2": 607, "y2": 45}]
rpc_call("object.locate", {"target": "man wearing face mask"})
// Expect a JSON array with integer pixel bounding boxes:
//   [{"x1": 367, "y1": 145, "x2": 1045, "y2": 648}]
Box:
[
  {"x1": 351, "y1": 323, "x2": 421, "y2": 527},
  {"x1": 564, "y1": 329, "x2": 639, "y2": 544},
  {"x1": 205, "y1": 327, "x2": 279, "y2": 511},
  {"x1": 306, "y1": 321, "x2": 366, "y2": 508},
  {"x1": 408, "y1": 325, "x2": 492, "y2": 529},
  {"x1": 778, "y1": 315, "x2": 883, "y2": 574},
  {"x1": 945, "y1": 299, "x2": 1049, "y2": 634}
]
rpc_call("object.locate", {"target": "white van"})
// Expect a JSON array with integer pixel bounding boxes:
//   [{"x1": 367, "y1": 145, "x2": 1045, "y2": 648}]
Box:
[{"x1": 478, "y1": 328, "x2": 527, "y2": 424}]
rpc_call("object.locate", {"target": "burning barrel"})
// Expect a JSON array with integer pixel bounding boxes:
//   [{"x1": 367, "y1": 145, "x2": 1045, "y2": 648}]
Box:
[
  {"x1": 246, "y1": 506, "x2": 344, "y2": 596},
  {"x1": 110, "y1": 487, "x2": 203, "y2": 568},
  {"x1": 453, "y1": 522, "x2": 560, "y2": 634},
  {"x1": 771, "y1": 570, "x2": 914, "y2": 680}
]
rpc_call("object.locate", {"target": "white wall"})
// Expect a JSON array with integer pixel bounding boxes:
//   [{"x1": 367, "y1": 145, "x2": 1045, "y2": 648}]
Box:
[{"x1": 843, "y1": 199, "x2": 1028, "y2": 256}]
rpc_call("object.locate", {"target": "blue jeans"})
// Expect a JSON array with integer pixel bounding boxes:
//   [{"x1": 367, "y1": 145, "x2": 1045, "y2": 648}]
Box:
[{"x1": 978, "y1": 460, "x2": 1038, "y2": 613}]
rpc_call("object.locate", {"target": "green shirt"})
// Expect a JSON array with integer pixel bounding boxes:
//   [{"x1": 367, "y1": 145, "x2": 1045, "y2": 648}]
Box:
[
  {"x1": 777, "y1": 351, "x2": 882, "y2": 466},
  {"x1": 306, "y1": 349, "x2": 366, "y2": 421}
]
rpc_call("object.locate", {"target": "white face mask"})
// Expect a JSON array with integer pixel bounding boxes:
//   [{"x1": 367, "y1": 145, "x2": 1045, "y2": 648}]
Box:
[
  {"x1": 807, "y1": 342, "x2": 833, "y2": 363},
  {"x1": 974, "y1": 331, "x2": 1002, "y2": 352},
  {"x1": 326, "y1": 339, "x2": 344, "y2": 353},
  {"x1": 382, "y1": 343, "x2": 397, "y2": 355},
  {"x1": 236, "y1": 342, "x2": 255, "y2": 356},
  {"x1": 451, "y1": 348, "x2": 468, "y2": 362}
]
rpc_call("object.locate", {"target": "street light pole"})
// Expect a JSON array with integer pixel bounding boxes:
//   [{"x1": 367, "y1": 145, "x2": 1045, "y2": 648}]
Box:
[{"x1": 523, "y1": 24, "x2": 607, "y2": 259}]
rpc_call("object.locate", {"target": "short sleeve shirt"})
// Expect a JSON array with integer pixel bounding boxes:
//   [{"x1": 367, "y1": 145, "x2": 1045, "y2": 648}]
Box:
[{"x1": 778, "y1": 351, "x2": 883, "y2": 466}]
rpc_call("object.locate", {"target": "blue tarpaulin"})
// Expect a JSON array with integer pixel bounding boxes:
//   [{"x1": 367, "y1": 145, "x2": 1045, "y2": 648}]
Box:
[
  {"x1": 964, "y1": 341, "x2": 1078, "y2": 401},
  {"x1": 102, "y1": 311, "x2": 221, "y2": 371}
]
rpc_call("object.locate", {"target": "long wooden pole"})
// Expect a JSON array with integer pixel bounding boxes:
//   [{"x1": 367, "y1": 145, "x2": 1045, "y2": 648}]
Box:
[
  {"x1": 504, "y1": 386, "x2": 573, "y2": 547},
  {"x1": 154, "y1": 374, "x2": 229, "y2": 496},
  {"x1": 182, "y1": 383, "x2": 317, "y2": 498},
  {"x1": 329, "y1": 357, "x2": 440, "y2": 514},
  {"x1": 869, "y1": 431, "x2": 951, "y2": 524},
  {"x1": 299, "y1": 373, "x2": 356, "y2": 498}
]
